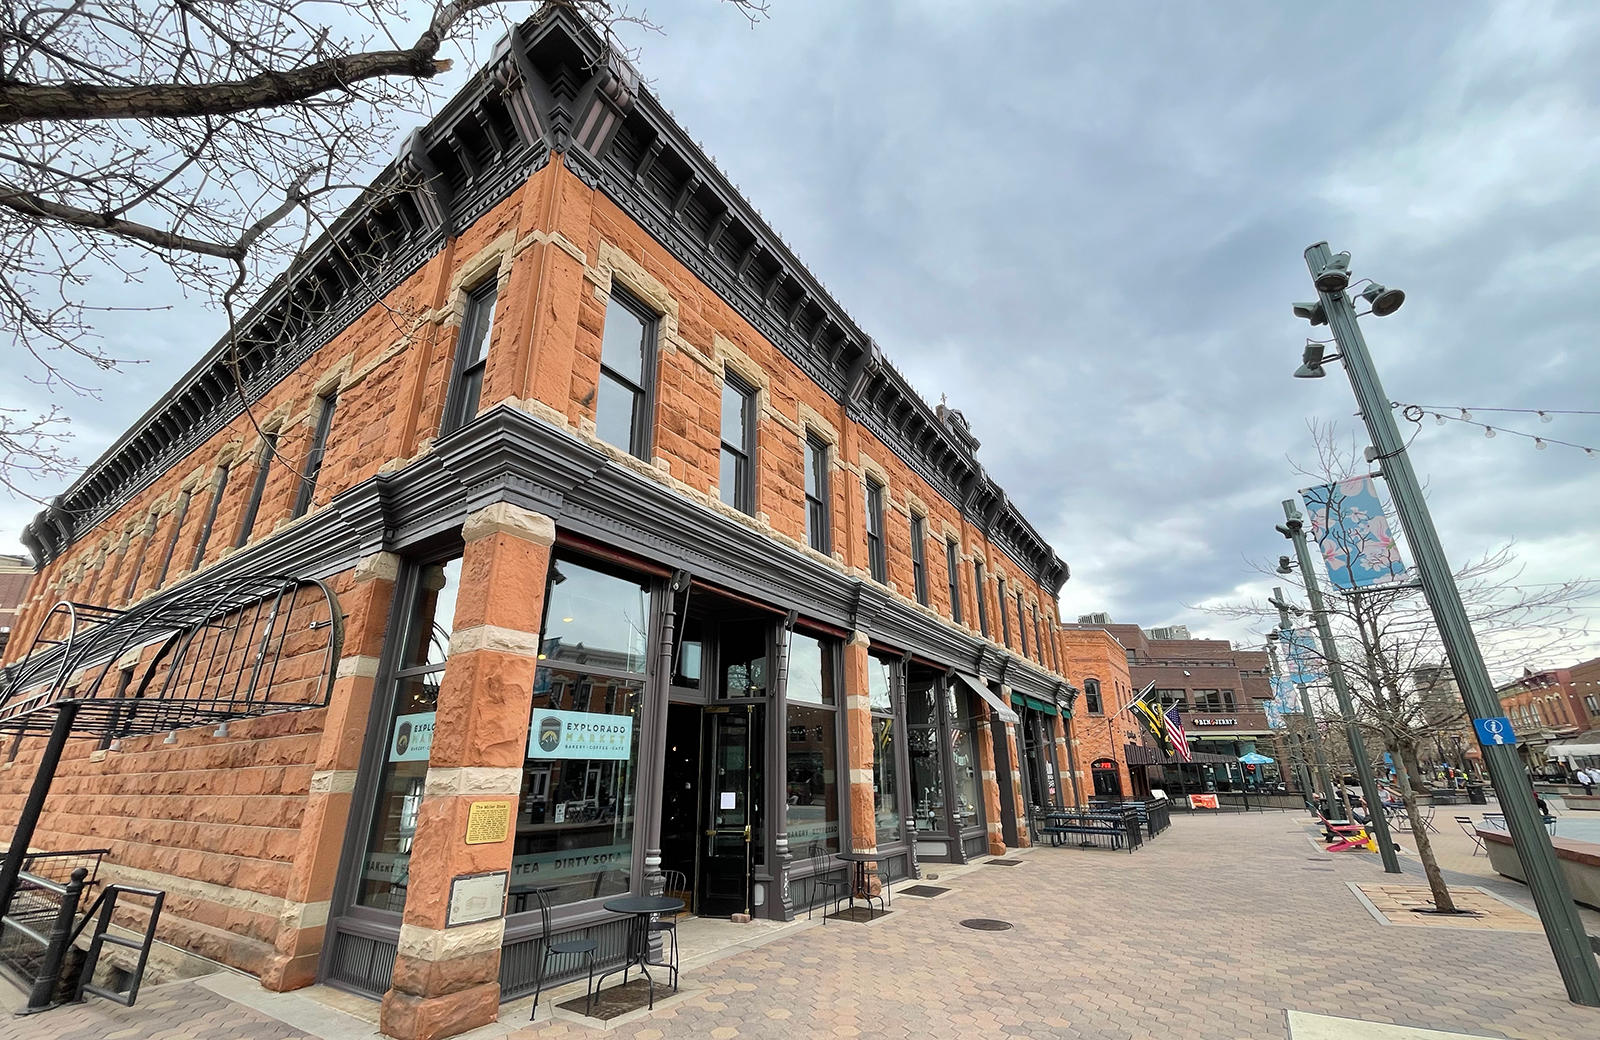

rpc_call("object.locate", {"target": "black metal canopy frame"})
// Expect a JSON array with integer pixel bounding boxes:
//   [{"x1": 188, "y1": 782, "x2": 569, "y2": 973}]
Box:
[{"x1": 0, "y1": 573, "x2": 343, "y2": 928}]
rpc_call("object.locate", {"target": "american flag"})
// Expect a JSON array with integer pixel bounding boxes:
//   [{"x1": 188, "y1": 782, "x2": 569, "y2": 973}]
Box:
[{"x1": 1165, "y1": 706, "x2": 1191, "y2": 762}]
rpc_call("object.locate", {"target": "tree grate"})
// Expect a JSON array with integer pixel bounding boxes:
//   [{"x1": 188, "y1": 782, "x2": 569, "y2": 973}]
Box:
[
  {"x1": 960, "y1": 919, "x2": 1013, "y2": 931},
  {"x1": 899, "y1": 885, "x2": 950, "y2": 898}
]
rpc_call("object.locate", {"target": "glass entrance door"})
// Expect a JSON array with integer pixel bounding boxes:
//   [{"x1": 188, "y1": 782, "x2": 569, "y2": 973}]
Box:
[{"x1": 700, "y1": 704, "x2": 762, "y2": 916}]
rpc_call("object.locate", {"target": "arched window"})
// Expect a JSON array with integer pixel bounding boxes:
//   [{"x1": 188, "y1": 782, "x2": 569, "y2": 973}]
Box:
[{"x1": 1084, "y1": 678, "x2": 1103, "y2": 715}]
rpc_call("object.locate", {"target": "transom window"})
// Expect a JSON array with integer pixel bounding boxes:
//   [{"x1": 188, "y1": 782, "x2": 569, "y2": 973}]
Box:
[
  {"x1": 596, "y1": 289, "x2": 657, "y2": 459},
  {"x1": 441, "y1": 280, "x2": 498, "y2": 435},
  {"x1": 719, "y1": 373, "x2": 756, "y2": 514}
]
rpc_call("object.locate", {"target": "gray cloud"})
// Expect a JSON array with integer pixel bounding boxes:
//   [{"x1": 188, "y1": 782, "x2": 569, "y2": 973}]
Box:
[{"x1": 4, "y1": 1, "x2": 1597, "y2": 669}]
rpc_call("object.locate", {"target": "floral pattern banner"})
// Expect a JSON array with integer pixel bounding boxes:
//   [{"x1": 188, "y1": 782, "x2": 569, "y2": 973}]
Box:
[
  {"x1": 1300, "y1": 477, "x2": 1407, "y2": 591},
  {"x1": 1284, "y1": 628, "x2": 1323, "y2": 685}
]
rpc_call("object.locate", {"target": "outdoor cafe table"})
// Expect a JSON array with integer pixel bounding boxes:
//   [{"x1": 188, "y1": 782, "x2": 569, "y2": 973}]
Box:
[
  {"x1": 833, "y1": 851, "x2": 884, "y2": 917},
  {"x1": 594, "y1": 894, "x2": 683, "y2": 1009}
]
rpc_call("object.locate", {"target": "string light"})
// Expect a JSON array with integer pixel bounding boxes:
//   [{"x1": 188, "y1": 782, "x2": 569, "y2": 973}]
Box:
[{"x1": 1395, "y1": 402, "x2": 1599, "y2": 457}]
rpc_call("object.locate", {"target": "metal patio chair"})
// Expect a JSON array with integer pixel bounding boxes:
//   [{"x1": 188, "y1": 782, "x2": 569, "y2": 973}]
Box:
[
  {"x1": 531, "y1": 887, "x2": 597, "y2": 1019},
  {"x1": 1455, "y1": 816, "x2": 1486, "y2": 856},
  {"x1": 647, "y1": 869, "x2": 688, "y2": 992},
  {"x1": 806, "y1": 843, "x2": 849, "y2": 923}
]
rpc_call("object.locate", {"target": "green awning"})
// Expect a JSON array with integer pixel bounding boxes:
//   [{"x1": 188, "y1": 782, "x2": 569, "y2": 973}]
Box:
[{"x1": 1010, "y1": 692, "x2": 1058, "y2": 716}]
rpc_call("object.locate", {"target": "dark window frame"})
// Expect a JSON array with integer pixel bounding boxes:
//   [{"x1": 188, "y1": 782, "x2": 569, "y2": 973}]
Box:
[
  {"x1": 440, "y1": 279, "x2": 499, "y2": 436},
  {"x1": 122, "y1": 514, "x2": 157, "y2": 602},
  {"x1": 803, "y1": 433, "x2": 831, "y2": 554},
  {"x1": 998, "y1": 577, "x2": 1011, "y2": 647},
  {"x1": 974, "y1": 561, "x2": 990, "y2": 637},
  {"x1": 718, "y1": 371, "x2": 757, "y2": 515},
  {"x1": 153, "y1": 488, "x2": 192, "y2": 589},
  {"x1": 235, "y1": 432, "x2": 278, "y2": 547},
  {"x1": 190, "y1": 465, "x2": 229, "y2": 571},
  {"x1": 864, "y1": 477, "x2": 887, "y2": 584},
  {"x1": 1017, "y1": 591, "x2": 1028, "y2": 656},
  {"x1": 1084, "y1": 678, "x2": 1104, "y2": 715},
  {"x1": 598, "y1": 286, "x2": 659, "y2": 461},
  {"x1": 945, "y1": 539, "x2": 962, "y2": 624},
  {"x1": 909, "y1": 514, "x2": 928, "y2": 606},
  {"x1": 293, "y1": 392, "x2": 339, "y2": 519}
]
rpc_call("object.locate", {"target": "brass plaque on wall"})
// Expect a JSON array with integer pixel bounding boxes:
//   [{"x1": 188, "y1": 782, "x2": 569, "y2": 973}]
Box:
[{"x1": 464, "y1": 800, "x2": 512, "y2": 845}]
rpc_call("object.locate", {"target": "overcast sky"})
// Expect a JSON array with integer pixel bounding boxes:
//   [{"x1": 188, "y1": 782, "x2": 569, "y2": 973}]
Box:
[{"x1": 4, "y1": 1, "x2": 1598, "y2": 672}]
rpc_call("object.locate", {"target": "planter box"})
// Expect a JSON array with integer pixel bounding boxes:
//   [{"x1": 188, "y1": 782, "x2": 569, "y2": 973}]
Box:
[{"x1": 1480, "y1": 829, "x2": 1600, "y2": 911}]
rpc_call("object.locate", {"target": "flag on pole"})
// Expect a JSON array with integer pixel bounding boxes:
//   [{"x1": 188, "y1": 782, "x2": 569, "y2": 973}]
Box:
[
  {"x1": 1165, "y1": 706, "x2": 1191, "y2": 762},
  {"x1": 1131, "y1": 689, "x2": 1173, "y2": 757}
]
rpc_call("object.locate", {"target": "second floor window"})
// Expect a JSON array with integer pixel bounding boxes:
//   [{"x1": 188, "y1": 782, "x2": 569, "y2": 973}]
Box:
[
  {"x1": 293, "y1": 393, "x2": 338, "y2": 519},
  {"x1": 945, "y1": 539, "x2": 962, "y2": 623},
  {"x1": 154, "y1": 489, "x2": 191, "y2": 588},
  {"x1": 191, "y1": 465, "x2": 229, "y2": 570},
  {"x1": 1084, "y1": 678, "x2": 1103, "y2": 715},
  {"x1": 1017, "y1": 592, "x2": 1029, "y2": 656},
  {"x1": 804, "y1": 434, "x2": 830, "y2": 553},
  {"x1": 910, "y1": 515, "x2": 928, "y2": 606},
  {"x1": 597, "y1": 289, "x2": 656, "y2": 460},
  {"x1": 122, "y1": 515, "x2": 157, "y2": 602},
  {"x1": 441, "y1": 280, "x2": 498, "y2": 435},
  {"x1": 998, "y1": 577, "x2": 1011, "y2": 647},
  {"x1": 236, "y1": 432, "x2": 277, "y2": 547},
  {"x1": 974, "y1": 561, "x2": 989, "y2": 636},
  {"x1": 719, "y1": 374, "x2": 756, "y2": 514},
  {"x1": 865, "y1": 477, "x2": 887, "y2": 583}
]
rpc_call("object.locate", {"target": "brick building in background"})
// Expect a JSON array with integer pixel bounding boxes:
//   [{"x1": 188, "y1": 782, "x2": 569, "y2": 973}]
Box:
[
  {"x1": 1072, "y1": 619, "x2": 1277, "y2": 794},
  {"x1": 0, "y1": 554, "x2": 31, "y2": 656},
  {"x1": 0, "y1": 11, "x2": 1105, "y2": 1040}
]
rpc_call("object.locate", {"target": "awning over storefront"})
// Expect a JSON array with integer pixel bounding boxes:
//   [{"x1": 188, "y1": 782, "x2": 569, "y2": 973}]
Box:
[
  {"x1": 1545, "y1": 730, "x2": 1600, "y2": 758},
  {"x1": 1010, "y1": 692, "x2": 1058, "y2": 716},
  {"x1": 955, "y1": 671, "x2": 1018, "y2": 724}
]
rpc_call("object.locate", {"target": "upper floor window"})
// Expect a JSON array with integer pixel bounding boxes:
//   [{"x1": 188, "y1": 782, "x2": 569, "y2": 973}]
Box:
[
  {"x1": 974, "y1": 561, "x2": 989, "y2": 637},
  {"x1": 910, "y1": 515, "x2": 928, "y2": 606},
  {"x1": 1017, "y1": 592, "x2": 1028, "y2": 656},
  {"x1": 865, "y1": 477, "x2": 887, "y2": 584},
  {"x1": 998, "y1": 577, "x2": 1011, "y2": 647},
  {"x1": 154, "y1": 489, "x2": 191, "y2": 588},
  {"x1": 597, "y1": 289, "x2": 656, "y2": 460},
  {"x1": 236, "y1": 432, "x2": 277, "y2": 547},
  {"x1": 945, "y1": 540, "x2": 962, "y2": 624},
  {"x1": 191, "y1": 464, "x2": 229, "y2": 571},
  {"x1": 804, "y1": 434, "x2": 830, "y2": 553},
  {"x1": 719, "y1": 373, "x2": 756, "y2": 515},
  {"x1": 1084, "y1": 678, "x2": 1103, "y2": 715},
  {"x1": 122, "y1": 514, "x2": 157, "y2": 602},
  {"x1": 441, "y1": 280, "x2": 497, "y2": 435},
  {"x1": 293, "y1": 392, "x2": 338, "y2": 519}
]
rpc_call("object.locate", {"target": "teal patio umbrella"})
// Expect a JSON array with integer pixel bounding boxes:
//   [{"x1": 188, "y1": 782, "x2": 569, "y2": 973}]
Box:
[{"x1": 1239, "y1": 752, "x2": 1275, "y2": 765}]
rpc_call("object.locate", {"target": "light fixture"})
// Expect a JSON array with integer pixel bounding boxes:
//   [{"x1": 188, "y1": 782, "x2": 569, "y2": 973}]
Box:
[
  {"x1": 1460, "y1": 408, "x2": 1472, "y2": 421},
  {"x1": 1277, "y1": 556, "x2": 1294, "y2": 575},
  {"x1": 163, "y1": 731, "x2": 177, "y2": 745},
  {"x1": 1535, "y1": 437, "x2": 1547, "y2": 450},
  {"x1": 561, "y1": 617, "x2": 574, "y2": 623},
  {"x1": 1294, "y1": 341, "x2": 1327, "y2": 379},
  {"x1": 1434, "y1": 413, "x2": 1445, "y2": 426},
  {"x1": 1292, "y1": 301, "x2": 1328, "y2": 326},
  {"x1": 1484, "y1": 426, "x2": 1495, "y2": 439},
  {"x1": 214, "y1": 721, "x2": 230, "y2": 738},
  {"x1": 1313, "y1": 252, "x2": 1352, "y2": 292},
  {"x1": 1538, "y1": 411, "x2": 1552, "y2": 424},
  {"x1": 1360, "y1": 282, "x2": 1405, "y2": 316},
  {"x1": 1183, "y1": 670, "x2": 1192, "y2": 677}
]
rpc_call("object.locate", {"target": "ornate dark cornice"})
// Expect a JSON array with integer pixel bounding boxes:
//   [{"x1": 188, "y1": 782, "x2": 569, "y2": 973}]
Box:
[{"x1": 24, "y1": 6, "x2": 1068, "y2": 593}]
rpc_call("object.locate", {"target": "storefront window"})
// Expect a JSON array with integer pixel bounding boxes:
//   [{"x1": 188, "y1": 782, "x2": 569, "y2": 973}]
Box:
[
  {"x1": 868, "y1": 655, "x2": 893, "y2": 711},
  {"x1": 515, "y1": 556, "x2": 651, "y2": 910},
  {"x1": 947, "y1": 684, "x2": 982, "y2": 831},
  {"x1": 872, "y1": 715, "x2": 902, "y2": 846},
  {"x1": 357, "y1": 558, "x2": 462, "y2": 911},
  {"x1": 907, "y1": 677, "x2": 946, "y2": 835},
  {"x1": 786, "y1": 633, "x2": 839, "y2": 851}
]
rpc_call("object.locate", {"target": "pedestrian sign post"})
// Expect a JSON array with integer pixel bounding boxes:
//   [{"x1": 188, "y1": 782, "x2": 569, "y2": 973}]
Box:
[{"x1": 1473, "y1": 717, "x2": 1517, "y2": 747}]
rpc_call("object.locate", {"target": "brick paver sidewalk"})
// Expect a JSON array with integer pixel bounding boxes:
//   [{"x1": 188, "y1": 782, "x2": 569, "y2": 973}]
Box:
[{"x1": 7, "y1": 810, "x2": 1599, "y2": 1040}]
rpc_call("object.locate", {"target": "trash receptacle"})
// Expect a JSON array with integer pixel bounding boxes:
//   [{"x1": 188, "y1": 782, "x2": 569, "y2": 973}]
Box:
[{"x1": 1466, "y1": 783, "x2": 1487, "y2": 805}]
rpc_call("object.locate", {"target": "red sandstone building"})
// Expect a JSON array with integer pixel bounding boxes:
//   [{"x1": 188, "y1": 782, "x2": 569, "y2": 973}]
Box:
[
  {"x1": 0, "y1": 554, "x2": 31, "y2": 657},
  {"x1": 0, "y1": 11, "x2": 1103, "y2": 1039}
]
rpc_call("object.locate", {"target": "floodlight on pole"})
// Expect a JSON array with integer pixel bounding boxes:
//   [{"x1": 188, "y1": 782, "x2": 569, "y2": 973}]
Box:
[
  {"x1": 1361, "y1": 282, "x2": 1406, "y2": 316},
  {"x1": 1293, "y1": 240, "x2": 1600, "y2": 1006}
]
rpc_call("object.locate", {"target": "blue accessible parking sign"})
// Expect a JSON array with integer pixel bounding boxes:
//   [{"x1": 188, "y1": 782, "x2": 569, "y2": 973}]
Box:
[{"x1": 1473, "y1": 716, "x2": 1517, "y2": 746}]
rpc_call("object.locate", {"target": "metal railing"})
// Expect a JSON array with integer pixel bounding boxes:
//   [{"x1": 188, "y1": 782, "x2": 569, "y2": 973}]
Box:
[{"x1": 0, "y1": 863, "x2": 164, "y2": 1014}]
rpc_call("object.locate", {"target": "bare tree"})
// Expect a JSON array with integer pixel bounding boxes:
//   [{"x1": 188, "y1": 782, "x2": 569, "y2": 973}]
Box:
[
  {"x1": 1205, "y1": 421, "x2": 1596, "y2": 913},
  {"x1": 0, "y1": 0, "x2": 768, "y2": 496}
]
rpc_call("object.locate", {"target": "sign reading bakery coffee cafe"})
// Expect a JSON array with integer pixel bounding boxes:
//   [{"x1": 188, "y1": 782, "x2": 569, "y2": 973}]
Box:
[{"x1": 527, "y1": 708, "x2": 633, "y2": 760}]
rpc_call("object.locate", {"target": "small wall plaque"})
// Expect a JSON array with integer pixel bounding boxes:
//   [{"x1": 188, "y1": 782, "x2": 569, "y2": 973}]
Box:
[
  {"x1": 447, "y1": 870, "x2": 507, "y2": 927},
  {"x1": 464, "y1": 800, "x2": 512, "y2": 845}
]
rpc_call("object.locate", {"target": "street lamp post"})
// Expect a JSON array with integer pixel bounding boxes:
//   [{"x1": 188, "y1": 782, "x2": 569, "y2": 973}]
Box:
[
  {"x1": 1279, "y1": 502, "x2": 1401, "y2": 873},
  {"x1": 1269, "y1": 601, "x2": 1340, "y2": 817},
  {"x1": 1293, "y1": 241, "x2": 1600, "y2": 1005}
]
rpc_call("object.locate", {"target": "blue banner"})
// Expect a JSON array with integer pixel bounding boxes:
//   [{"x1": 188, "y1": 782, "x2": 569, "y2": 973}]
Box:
[
  {"x1": 1284, "y1": 629, "x2": 1323, "y2": 685},
  {"x1": 1301, "y1": 477, "x2": 1407, "y2": 590}
]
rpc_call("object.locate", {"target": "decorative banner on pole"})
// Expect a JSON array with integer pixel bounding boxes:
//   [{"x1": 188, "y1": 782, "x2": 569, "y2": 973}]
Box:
[
  {"x1": 1270, "y1": 676, "x2": 1302, "y2": 716},
  {"x1": 1300, "y1": 477, "x2": 1407, "y2": 590},
  {"x1": 1284, "y1": 629, "x2": 1323, "y2": 685}
]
